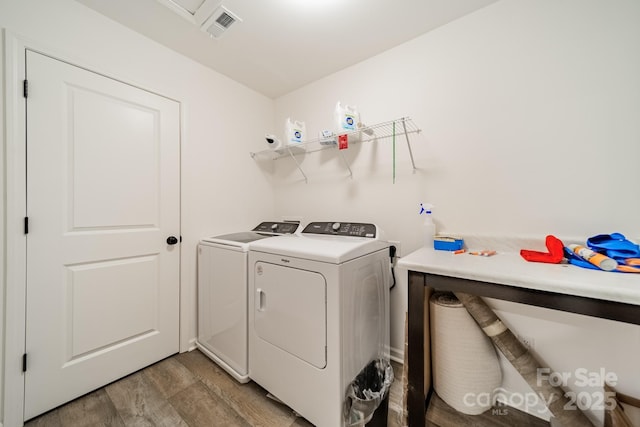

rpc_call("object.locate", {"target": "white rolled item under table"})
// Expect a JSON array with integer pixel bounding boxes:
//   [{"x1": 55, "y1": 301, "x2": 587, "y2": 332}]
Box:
[{"x1": 430, "y1": 292, "x2": 502, "y2": 415}]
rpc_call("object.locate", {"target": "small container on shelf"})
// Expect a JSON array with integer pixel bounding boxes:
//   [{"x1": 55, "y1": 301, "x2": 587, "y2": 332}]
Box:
[{"x1": 434, "y1": 235, "x2": 464, "y2": 251}]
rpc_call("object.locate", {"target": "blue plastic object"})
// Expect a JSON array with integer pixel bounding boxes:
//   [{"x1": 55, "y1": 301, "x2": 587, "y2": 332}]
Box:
[{"x1": 434, "y1": 236, "x2": 464, "y2": 251}]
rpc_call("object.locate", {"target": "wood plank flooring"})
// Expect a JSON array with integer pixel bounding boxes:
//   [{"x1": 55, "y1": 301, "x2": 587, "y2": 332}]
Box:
[
  {"x1": 426, "y1": 392, "x2": 550, "y2": 427},
  {"x1": 26, "y1": 349, "x2": 404, "y2": 427}
]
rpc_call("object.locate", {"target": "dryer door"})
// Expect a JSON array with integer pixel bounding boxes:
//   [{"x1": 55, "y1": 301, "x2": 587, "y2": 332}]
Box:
[{"x1": 254, "y1": 262, "x2": 327, "y2": 369}]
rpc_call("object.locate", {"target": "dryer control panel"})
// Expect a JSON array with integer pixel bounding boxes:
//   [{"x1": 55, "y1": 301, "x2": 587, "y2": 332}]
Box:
[
  {"x1": 253, "y1": 222, "x2": 300, "y2": 234},
  {"x1": 301, "y1": 222, "x2": 377, "y2": 238}
]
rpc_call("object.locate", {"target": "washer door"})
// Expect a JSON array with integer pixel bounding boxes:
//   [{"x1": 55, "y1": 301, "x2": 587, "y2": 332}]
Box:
[
  {"x1": 254, "y1": 262, "x2": 327, "y2": 369},
  {"x1": 197, "y1": 244, "x2": 247, "y2": 376}
]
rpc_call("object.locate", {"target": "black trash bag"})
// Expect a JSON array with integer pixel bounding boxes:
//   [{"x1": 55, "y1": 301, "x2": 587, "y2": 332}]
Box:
[{"x1": 344, "y1": 358, "x2": 394, "y2": 426}]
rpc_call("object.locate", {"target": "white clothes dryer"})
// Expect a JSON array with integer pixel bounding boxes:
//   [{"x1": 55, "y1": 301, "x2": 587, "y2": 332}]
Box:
[
  {"x1": 248, "y1": 222, "x2": 390, "y2": 426},
  {"x1": 197, "y1": 221, "x2": 299, "y2": 383}
]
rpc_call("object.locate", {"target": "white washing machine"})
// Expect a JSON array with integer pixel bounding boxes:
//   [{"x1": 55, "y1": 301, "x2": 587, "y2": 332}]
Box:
[
  {"x1": 197, "y1": 221, "x2": 300, "y2": 383},
  {"x1": 248, "y1": 222, "x2": 390, "y2": 427}
]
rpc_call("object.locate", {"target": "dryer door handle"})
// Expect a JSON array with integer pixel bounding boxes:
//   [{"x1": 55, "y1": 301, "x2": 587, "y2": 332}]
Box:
[{"x1": 256, "y1": 288, "x2": 266, "y2": 312}]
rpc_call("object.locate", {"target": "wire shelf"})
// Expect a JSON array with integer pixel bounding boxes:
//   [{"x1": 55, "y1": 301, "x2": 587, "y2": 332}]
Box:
[{"x1": 250, "y1": 117, "x2": 421, "y2": 182}]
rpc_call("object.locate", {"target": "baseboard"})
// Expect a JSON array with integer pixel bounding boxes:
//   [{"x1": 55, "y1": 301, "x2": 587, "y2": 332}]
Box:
[
  {"x1": 390, "y1": 346, "x2": 404, "y2": 364},
  {"x1": 185, "y1": 338, "x2": 198, "y2": 352}
]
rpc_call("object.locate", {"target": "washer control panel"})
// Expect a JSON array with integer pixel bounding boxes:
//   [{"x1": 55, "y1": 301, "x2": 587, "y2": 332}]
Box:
[
  {"x1": 253, "y1": 222, "x2": 299, "y2": 234},
  {"x1": 302, "y1": 222, "x2": 377, "y2": 238}
]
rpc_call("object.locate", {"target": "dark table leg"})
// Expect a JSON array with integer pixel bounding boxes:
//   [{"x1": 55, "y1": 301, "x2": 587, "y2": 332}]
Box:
[{"x1": 407, "y1": 271, "x2": 427, "y2": 427}]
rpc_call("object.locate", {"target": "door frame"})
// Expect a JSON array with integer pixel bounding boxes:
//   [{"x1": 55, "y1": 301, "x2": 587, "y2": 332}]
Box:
[{"x1": 2, "y1": 31, "x2": 187, "y2": 427}]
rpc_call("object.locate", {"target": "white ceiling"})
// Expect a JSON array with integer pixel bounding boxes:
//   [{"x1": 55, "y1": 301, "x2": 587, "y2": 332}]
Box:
[{"x1": 75, "y1": 0, "x2": 498, "y2": 98}]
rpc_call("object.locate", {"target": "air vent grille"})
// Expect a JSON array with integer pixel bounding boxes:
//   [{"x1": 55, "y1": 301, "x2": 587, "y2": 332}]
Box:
[
  {"x1": 200, "y1": 5, "x2": 242, "y2": 38},
  {"x1": 157, "y1": 0, "x2": 242, "y2": 36},
  {"x1": 216, "y1": 11, "x2": 235, "y2": 28}
]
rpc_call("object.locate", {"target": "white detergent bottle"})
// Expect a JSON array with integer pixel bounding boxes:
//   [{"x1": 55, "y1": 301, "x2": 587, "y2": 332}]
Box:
[
  {"x1": 334, "y1": 102, "x2": 360, "y2": 131},
  {"x1": 285, "y1": 117, "x2": 306, "y2": 145},
  {"x1": 335, "y1": 102, "x2": 362, "y2": 145},
  {"x1": 420, "y1": 203, "x2": 436, "y2": 248}
]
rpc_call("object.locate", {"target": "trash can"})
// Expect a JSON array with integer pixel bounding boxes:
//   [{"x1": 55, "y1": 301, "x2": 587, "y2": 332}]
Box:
[{"x1": 345, "y1": 358, "x2": 394, "y2": 427}]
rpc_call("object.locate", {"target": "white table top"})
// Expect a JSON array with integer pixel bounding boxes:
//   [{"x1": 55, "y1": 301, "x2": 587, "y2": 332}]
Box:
[{"x1": 398, "y1": 247, "x2": 640, "y2": 305}]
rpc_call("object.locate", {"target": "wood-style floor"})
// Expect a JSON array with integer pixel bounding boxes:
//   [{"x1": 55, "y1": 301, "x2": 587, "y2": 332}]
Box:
[{"x1": 26, "y1": 349, "x2": 404, "y2": 427}]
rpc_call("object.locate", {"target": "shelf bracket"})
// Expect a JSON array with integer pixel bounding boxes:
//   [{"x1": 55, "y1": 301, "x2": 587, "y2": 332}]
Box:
[
  {"x1": 285, "y1": 146, "x2": 308, "y2": 183},
  {"x1": 401, "y1": 118, "x2": 417, "y2": 172},
  {"x1": 337, "y1": 150, "x2": 353, "y2": 179}
]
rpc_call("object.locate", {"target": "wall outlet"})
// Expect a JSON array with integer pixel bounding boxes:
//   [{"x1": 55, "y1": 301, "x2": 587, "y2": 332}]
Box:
[
  {"x1": 389, "y1": 240, "x2": 402, "y2": 258},
  {"x1": 517, "y1": 335, "x2": 535, "y2": 350}
]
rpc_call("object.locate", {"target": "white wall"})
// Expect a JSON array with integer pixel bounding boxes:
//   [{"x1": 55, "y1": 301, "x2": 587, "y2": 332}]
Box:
[
  {"x1": 1, "y1": 0, "x2": 275, "y2": 423},
  {"x1": 272, "y1": 0, "x2": 640, "y2": 423}
]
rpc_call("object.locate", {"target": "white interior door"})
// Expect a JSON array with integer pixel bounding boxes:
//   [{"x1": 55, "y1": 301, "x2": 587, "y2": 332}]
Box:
[{"x1": 24, "y1": 50, "x2": 180, "y2": 420}]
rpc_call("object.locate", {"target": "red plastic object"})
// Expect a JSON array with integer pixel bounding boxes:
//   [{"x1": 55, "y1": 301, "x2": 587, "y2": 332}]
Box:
[
  {"x1": 520, "y1": 235, "x2": 564, "y2": 264},
  {"x1": 338, "y1": 134, "x2": 348, "y2": 150}
]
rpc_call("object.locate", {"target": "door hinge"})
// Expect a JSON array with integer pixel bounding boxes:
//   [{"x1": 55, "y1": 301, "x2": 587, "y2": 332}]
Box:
[
  {"x1": 22, "y1": 353, "x2": 27, "y2": 372},
  {"x1": 24, "y1": 217, "x2": 29, "y2": 234},
  {"x1": 23, "y1": 80, "x2": 28, "y2": 98}
]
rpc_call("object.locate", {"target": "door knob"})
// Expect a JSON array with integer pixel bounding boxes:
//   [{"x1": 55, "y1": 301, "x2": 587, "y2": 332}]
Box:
[{"x1": 166, "y1": 236, "x2": 179, "y2": 245}]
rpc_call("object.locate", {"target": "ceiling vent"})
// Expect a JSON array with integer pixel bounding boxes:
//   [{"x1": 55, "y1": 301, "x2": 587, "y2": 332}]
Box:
[
  {"x1": 201, "y1": 5, "x2": 241, "y2": 38},
  {"x1": 157, "y1": 0, "x2": 242, "y2": 38}
]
